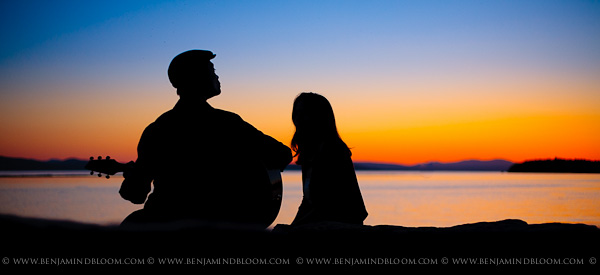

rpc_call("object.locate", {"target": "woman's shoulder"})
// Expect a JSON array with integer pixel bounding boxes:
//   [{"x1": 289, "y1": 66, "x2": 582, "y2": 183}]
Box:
[{"x1": 320, "y1": 138, "x2": 352, "y2": 158}]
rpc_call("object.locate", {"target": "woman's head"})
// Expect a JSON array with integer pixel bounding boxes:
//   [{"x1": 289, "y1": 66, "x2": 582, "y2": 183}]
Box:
[
  {"x1": 292, "y1": 92, "x2": 338, "y2": 135},
  {"x1": 291, "y1": 92, "x2": 347, "y2": 162}
]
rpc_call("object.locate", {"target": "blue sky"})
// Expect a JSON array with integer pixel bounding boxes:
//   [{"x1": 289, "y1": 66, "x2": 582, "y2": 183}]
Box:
[{"x1": 3, "y1": 0, "x2": 598, "y2": 86}]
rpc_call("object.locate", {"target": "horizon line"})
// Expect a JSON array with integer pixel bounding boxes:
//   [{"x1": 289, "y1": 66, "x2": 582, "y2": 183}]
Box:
[{"x1": 3, "y1": 154, "x2": 599, "y2": 166}]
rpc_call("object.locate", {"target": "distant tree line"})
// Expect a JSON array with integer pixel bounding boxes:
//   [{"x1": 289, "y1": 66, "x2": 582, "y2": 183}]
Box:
[{"x1": 508, "y1": 158, "x2": 600, "y2": 173}]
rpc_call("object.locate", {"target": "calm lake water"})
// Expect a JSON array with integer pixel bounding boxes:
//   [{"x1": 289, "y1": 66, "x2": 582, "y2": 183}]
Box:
[{"x1": 0, "y1": 170, "x2": 599, "y2": 228}]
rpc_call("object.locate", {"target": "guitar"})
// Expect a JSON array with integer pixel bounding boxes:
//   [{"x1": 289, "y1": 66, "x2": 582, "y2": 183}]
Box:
[
  {"x1": 85, "y1": 156, "x2": 283, "y2": 226},
  {"x1": 85, "y1": 156, "x2": 128, "y2": 179}
]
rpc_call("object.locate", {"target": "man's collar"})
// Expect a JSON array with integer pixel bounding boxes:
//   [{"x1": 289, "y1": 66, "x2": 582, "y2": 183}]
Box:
[{"x1": 174, "y1": 98, "x2": 213, "y2": 111}]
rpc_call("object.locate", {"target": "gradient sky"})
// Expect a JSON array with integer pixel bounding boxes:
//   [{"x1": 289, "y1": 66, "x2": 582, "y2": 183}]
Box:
[{"x1": 1, "y1": 0, "x2": 599, "y2": 165}]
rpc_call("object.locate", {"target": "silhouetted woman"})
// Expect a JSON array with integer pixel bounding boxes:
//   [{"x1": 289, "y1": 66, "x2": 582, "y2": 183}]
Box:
[{"x1": 290, "y1": 92, "x2": 368, "y2": 225}]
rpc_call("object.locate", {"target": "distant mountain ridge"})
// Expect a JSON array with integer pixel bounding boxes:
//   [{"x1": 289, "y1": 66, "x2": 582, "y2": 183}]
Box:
[
  {"x1": 0, "y1": 156, "x2": 88, "y2": 171},
  {"x1": 0, "y1": 156, "x2": 513, "y2": 171},
  {"x1": 354, "y1": 159, "x2": 513, "y2": 171}
]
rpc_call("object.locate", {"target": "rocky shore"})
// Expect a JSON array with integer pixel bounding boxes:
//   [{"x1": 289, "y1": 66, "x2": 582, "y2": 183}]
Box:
[{"x1": 2, "y1": 214, "x2": 598, "y2": 260}]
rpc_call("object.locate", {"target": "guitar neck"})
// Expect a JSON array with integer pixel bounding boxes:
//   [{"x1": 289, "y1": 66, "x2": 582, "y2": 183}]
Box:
[{"x1": 85, "y1": 156, "x2": 129, "y2": 178}]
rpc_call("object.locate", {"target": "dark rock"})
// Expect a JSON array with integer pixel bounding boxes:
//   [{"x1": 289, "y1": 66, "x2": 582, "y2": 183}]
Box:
[
  {"x1": 272, "y1": 219, "x2": 599, "y2": 234},
  {"x1": 1, "y1": 214, "x2": 598, "y2": 270}
]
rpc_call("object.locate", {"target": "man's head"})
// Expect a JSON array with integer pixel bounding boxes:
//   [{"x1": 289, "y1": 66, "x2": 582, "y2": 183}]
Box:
[{"x1": 168, "y1": 50, "x2": 221, "y2": 100}]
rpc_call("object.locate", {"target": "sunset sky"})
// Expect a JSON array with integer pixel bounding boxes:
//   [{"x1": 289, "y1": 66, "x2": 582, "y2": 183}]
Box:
[{"x1": 1, "y1": 0, "x2": 599, "y2": 165}]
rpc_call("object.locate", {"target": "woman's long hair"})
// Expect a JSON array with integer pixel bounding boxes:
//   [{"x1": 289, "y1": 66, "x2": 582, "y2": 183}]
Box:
[{"x1": 291, "y1": 92, "x2": 350, "y2": 164}]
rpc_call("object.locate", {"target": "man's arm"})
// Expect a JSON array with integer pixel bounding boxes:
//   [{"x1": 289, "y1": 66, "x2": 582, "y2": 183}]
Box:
[
  {"x1": 239, "y1": 120, "x2": 292, "y2": 171},
  {"x1": 119, "y1": 162, "x2": 152, "y2": 204},
  {"x1": 118, "y1": 125, "x2": 155, "y2": 204},
  {"x1": 258, "y1": 133, "x2": 293, "y2": 171}
]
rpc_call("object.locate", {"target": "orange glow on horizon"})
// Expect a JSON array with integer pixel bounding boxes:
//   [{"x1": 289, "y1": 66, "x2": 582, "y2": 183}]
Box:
[
  {"x1": 3, "y1": 108, "x2": 598, "y2": 166},
  {"x1": 1, "y1": 79, "x2": 599, "y2": 165},
  {"x1": 341, "y1": 113, "x2": 600, "y2": 165}
]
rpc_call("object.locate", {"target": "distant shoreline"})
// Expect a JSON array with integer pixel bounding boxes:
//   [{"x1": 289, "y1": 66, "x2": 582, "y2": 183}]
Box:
[
  {"x1": 0, "y1": 170, "x2": 92, "y2": 178},
  {"x1": 0, "y1": 155, "x2": 515, "y2": 172},
  {"x1": 507, "y1": 158, "x2": 600, "y2": 174},
  {"x1": 4, "y1": 155, "x2": 600, "y2": 173}
]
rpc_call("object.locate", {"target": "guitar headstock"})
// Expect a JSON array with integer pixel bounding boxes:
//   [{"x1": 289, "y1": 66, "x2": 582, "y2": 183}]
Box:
[{"x1": 85, "y1": 156, "x2": 121, "y2": 179}]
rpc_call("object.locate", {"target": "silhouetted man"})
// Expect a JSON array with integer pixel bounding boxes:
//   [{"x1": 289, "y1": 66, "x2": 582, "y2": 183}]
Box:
[{"x1": 119, "y1": 50, "x2": 292, "y2": 227}]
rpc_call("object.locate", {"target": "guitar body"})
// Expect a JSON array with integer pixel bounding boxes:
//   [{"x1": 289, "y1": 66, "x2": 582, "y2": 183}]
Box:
[
  {"x1": 86, "y1": 156, "x2": 283, "y2": 227},
  {"x1": 266, "y1": 169, "x2": 283, "y2": 225}
]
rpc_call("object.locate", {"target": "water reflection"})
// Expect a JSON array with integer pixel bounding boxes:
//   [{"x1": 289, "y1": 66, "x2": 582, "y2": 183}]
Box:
[{"x1": 1, "y1": 171, "x2": 599, "y2": 228}]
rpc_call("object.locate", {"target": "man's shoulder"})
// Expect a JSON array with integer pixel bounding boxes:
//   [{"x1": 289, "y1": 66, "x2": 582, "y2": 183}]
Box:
[
  {"x1": 211, "y1": 108, "x2": 245, "y2": 122},
  {"x1": 212, "y1": 107, "x2": 239, "y2": 116},
  {"x1": 152, "y1": 109, "x2": 176, "y2": 124},
  {"x1": 148, "y1": 103, "x2": 248, "y2": 127}
]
